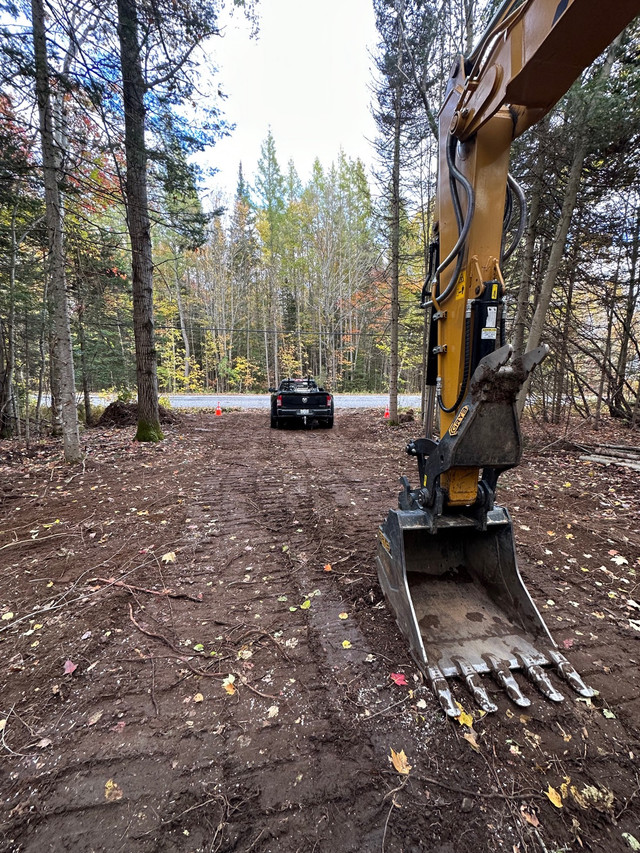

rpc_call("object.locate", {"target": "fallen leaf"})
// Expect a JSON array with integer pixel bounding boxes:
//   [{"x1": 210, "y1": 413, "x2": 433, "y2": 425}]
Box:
[
  {"x1": 611, "y1": 555, "x2": 629, "y2": 566},
  {"x1": 105, "y1": 779, "x2": 123, "y2": 802},
  {"x1": 0, "y1": 719, "x2": 6, "y2": 732},
  {"x1": 63, "y1": 659, "x2": 77, "y2": 675},
  {"x1": 222, "y1": 674, "x2": 236, "y2": 695},
  {"x1": 570, "y1": 784, "x2": 614, "y2": 812},
  {"x1": 545, "y1": 785, "x2": 563, "y2": 808},
  {"x1": 338, "y1": 612, "x2": 349, "y2": 620},
  {"x1": 602, "y1": 708, "x2": 616, "y2": 719},
  {"x1": 323, "y1": 564, "x2": 332, "y2": 572},
  {"x1": 390, "y1": 672, "x2": 408, "y2": 686},
  {"x1": 390, "y1": 748, "x2": 411, "y2": 775},
  {"x1": 193, "y1": 693, "x2": 204, "y2": 703},
  {"x1": 267, "y1": 705, "x2": 279, "y2": 718},
  {"x1": 1, "y1": 612, "x2": 14, "y2": 621},
  {"x1": 193, "y1": 643, "x2": 204, "y2": 652},
  {"x1": 300, "y1": 600, "x2": 311, "y2": 610},
  {"x1": 161, "y1": 551, "x2": 176, "y2": 564},
  {"x1": 342, "y1": 640, "x2": 352, "y2": 649},
  {"x1": 36, "y1": 738, "x2": 52, "y2": 748},
  {"x1": 87, "y1": 710, "x2": 103, "y2": 726},
  {"x1": 455, "y1": 701, "x2": 474, "y2": 728},
  {"x1": 520, "y1": 805, "x2": 540, "y2": 827},
  {"x1": 463, "y1": 731, "x2": 480, "y2": 752},
  {"x1": 622, "y1": 832, "x2": 640, "y2": 851}
]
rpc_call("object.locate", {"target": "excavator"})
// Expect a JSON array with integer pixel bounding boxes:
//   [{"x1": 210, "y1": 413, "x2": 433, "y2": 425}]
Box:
[{"x1": 376, "y1": 0, "x2": 640, "y2": 717}]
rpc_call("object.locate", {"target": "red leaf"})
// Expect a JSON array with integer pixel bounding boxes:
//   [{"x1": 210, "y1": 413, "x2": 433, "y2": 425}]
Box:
[
  {"x1": 64, "y1": 659, "x2": 78, "y2": 675},
  {"x1": 390, "y1": 672, "x2": 408, "y2": 686},
  {"x1": 562, "y1": 638, "x2": 574, "y2": 649}
]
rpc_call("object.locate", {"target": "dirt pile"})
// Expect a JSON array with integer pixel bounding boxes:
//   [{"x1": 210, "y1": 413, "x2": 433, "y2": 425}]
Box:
[{"x1": 96, "y1": 401, "x2": 180, "y2": 428}]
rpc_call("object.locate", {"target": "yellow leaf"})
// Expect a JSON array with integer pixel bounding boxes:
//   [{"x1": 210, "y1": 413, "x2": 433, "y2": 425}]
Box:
[
  {"x1": 547, "y1": 531, "x2": 556, "y2": 537},
  {"x1": 161, "y1": 551, "x2": 176, "y2": 564},
  {"x1": 300, "y1": 600, "x2": 311, "y2": 610},
  {"x1": 105, "y1": 779, "x2": 123, "y2": 802},
  {"x1": 338, "y1": 612, "x2": 349, "y2": 620},
  {"x1": 193, "y1": 693, "x2": 204, "y2": 703},
  {"x1": 390, "y1": 748, "x2": 412, "y2": 775},
  {"x1": 342, "y1": 640, "x2": 352, "y2": 649},
  {"x1": 455, "y1": 701, "x2": 474, "y2": 727},
  {"x1": 1, "y1": 612, "x2": 14, "y2": 621},
  {"x1": 463, "y1": 731, "x2": 480, "y2": 752},
  {"x1": 546, "y1": 785, "x2": 563, "y2": 808},
  {"x1": 222, "y1": 674, "x2": 236, "y2": 695}
]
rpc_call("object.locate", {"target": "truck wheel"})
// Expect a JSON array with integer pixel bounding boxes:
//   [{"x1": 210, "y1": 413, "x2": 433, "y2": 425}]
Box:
[
  {"x1": 324, "y1": 416, "x2": 334, "y2": 429},
  {"x1": 270, "y1": 413, "x2": 278, "y2": 428}
]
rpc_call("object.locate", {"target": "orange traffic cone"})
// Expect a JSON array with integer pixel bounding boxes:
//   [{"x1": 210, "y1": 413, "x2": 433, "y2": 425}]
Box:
[
  {"x1": 215, "y1": 401, "x2": 222, "y2": 416},
  {"x1": 384, "y1": 404, "x2": 390, "y2": 419}
]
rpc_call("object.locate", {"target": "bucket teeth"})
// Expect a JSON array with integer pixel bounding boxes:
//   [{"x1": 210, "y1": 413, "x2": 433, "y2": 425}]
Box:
[
  {"x1": 516, "y1": 653, "x2": 564, "y2": 702},
  {"x1": 452, "y1": 656, "x2": 498, "y2": 713},
  {"x1": 484, "y1": 654, "x2": 531, "y2": 707},
  {"x1": 427, "y1": 664, "x2": 459, "y2": 717},
  {"x1": 547, "y1": 649, "x2": 596, "y2": 698}
]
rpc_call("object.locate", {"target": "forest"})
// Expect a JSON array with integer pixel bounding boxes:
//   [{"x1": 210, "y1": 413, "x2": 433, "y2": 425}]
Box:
[{"x1": 0, "y1": 0, "x2": 639, "y2": 454}]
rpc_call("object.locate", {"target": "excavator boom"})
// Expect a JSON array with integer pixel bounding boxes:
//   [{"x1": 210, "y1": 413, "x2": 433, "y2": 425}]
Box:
[{"x1": 377, "y1": 0, "x2": 639, "y2": 716}]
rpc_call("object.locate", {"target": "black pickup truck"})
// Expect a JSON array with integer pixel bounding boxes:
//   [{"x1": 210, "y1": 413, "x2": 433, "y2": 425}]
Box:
[{"x1": 269, "y1": 378, "x2": 334, "y2": 428}]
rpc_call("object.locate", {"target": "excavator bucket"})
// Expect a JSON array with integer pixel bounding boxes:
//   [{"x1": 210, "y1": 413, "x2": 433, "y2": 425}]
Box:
[
  {"x1": 376, "y1": 346, "x2": 594, "y2": 716},
  {"x1": 376, "y1": 507, "x2": 595, "y2": 716}
]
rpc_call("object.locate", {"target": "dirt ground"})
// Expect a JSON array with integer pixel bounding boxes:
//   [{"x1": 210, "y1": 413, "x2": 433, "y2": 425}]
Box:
[{"x1": 1, "y1": 409, "x2": 639, "y2": 853}]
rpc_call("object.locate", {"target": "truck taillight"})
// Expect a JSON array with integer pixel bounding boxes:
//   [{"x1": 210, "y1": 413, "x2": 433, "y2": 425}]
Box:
[
  {"x1": 277, "y1": 394, "x2": 282, "y2": 407},
  {"x1": 326, "y1": 395, "x2": 332, "y2": 406}
]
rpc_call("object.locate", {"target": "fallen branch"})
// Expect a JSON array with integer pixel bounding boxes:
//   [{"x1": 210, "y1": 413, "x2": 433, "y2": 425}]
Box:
[
  {"x1": 127, "y1": 604, "x2": 279, "y2": 699},
  {"x1": 416, "y1": 773, "x2": 544, "y2": 802},
  {"x1": 95, "y1": 576, "x2": 203, "y2": 602}
]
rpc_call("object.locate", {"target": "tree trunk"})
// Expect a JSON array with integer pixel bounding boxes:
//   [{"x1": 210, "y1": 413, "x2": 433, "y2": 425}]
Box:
[
  {"x1": 517, "y1": 40, "x2": 621, "y2": 417},
  {"x1": 389, "y1": 8, "x2": 403, "y2": 423},
  {"x1": 612, "y1": 207, "x2": 640, "y2": 417},
  {"x1": 174, "y1": 261, "x2": 191, "y2": 382},
  {"x1": 117, "y1": 0, "x2": 163, "y2": 441},
  {"x1": 516, "y1": 132, "x2": 588, "y2": 416},
  {"x1": 76, "y1": 300, "x2": 92, "y2": 425},
  {"x1": 31, "y1": 0, "x2": 82, "y2": 462}
]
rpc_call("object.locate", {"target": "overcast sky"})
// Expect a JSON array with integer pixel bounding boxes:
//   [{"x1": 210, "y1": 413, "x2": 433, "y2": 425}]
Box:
[{"x1": 205, "y1": 0, "x2": 380, "y2": 202}]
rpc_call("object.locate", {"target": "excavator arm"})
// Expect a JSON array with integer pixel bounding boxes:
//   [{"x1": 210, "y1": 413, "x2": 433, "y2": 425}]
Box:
[{"x1": 376, "y1": 0, "x2": 639, "y2": 716}]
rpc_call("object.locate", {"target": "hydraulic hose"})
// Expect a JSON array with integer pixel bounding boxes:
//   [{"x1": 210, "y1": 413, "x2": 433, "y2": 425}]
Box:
[
  {"x1": 435, "y1": 134, "x2": 475, "y2": 305},
  {"x1": 502, "y1": 173, "x2": 527, "y2": 262}
]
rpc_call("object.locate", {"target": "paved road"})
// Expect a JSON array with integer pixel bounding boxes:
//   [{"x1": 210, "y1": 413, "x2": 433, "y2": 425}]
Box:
[
  {"x1": 87, "y1": 393, "x2": 422, "y2": 410},
  {"x1": 166, "y1": 393, "x2": 421, "y2": 410}
]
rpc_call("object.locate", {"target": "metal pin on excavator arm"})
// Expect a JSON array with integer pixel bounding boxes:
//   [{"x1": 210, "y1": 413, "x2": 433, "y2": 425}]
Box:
[{"x1": 376, "y1": 0, "x2": 640, "y2": 717}]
